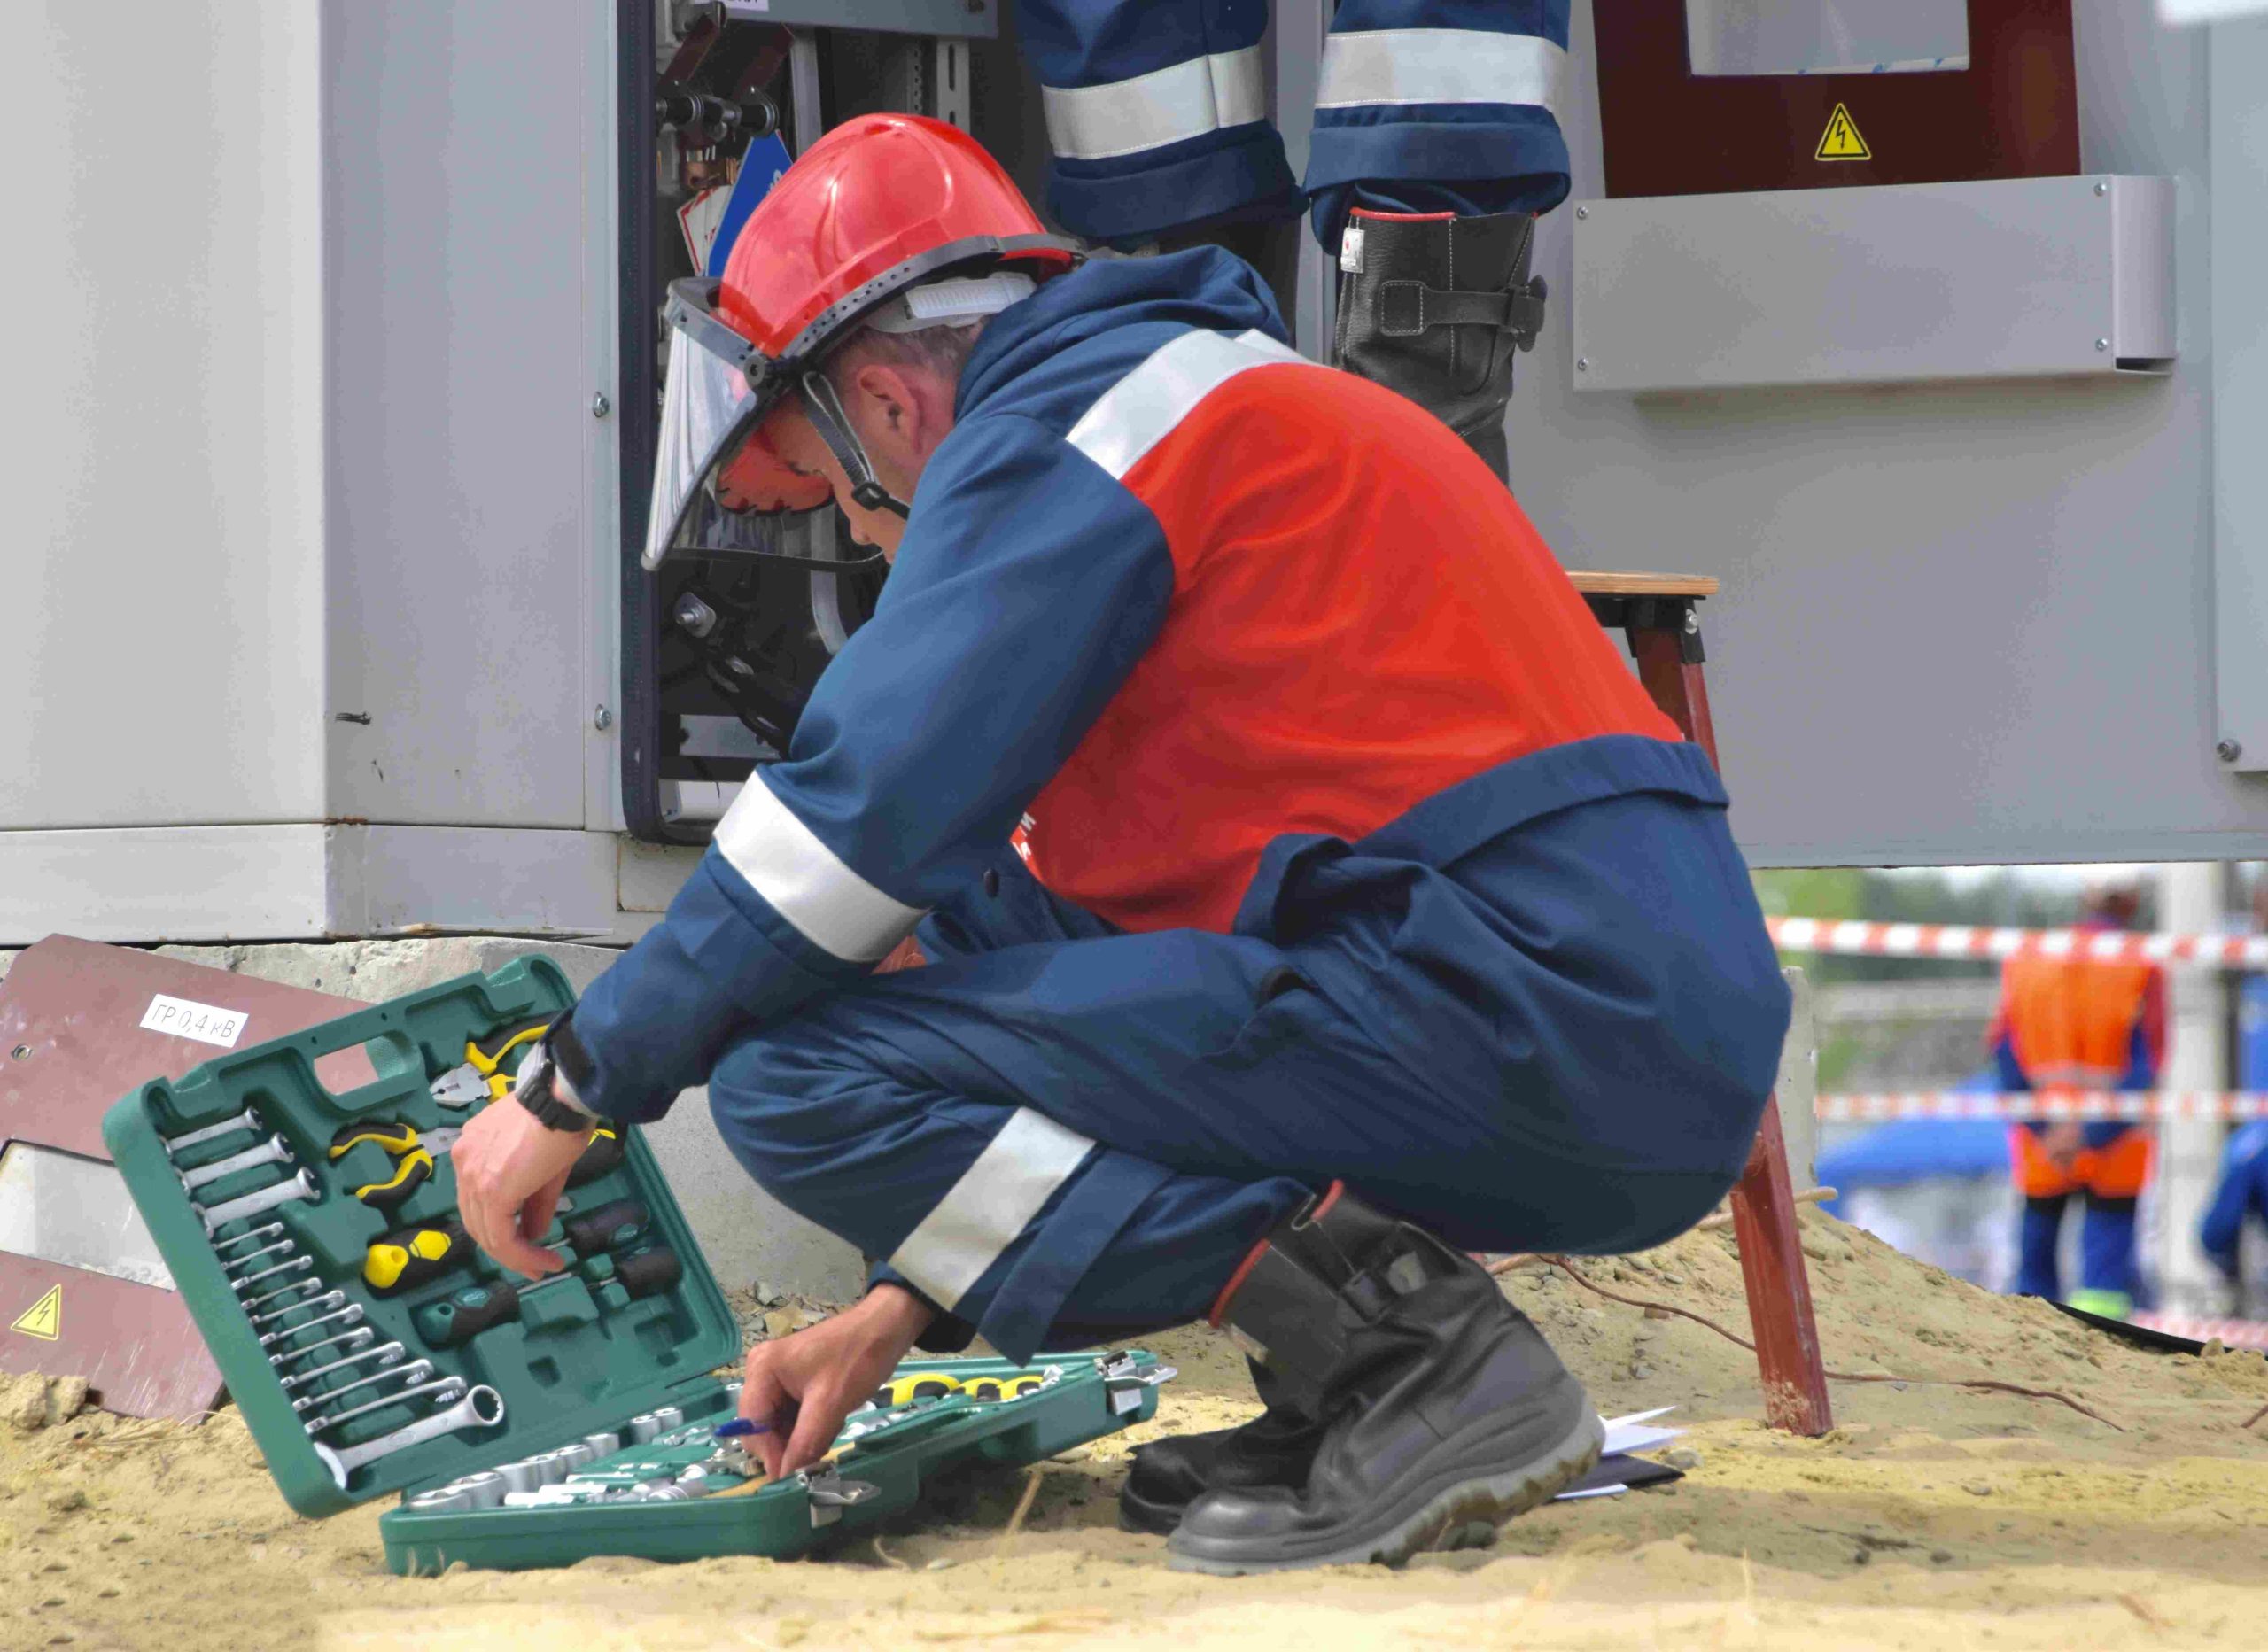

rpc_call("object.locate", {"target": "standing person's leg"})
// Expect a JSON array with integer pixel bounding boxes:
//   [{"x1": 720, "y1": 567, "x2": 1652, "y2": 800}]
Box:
[
  {"x1": 2009, "y1": 1126, "x2": 2071, "y2": 1299},
  {"x1": 2016, "y1": 1194, "x2": 2068, "y2": 1300},
  {"x1": 1011, "y1": 0, "x2": 1301, "y2": 249},
  {"x1": 2071, "y1": 1128, "x2": 2151, "y2": 1316},
  {"x1": 1304, "y1": 1, "x2": 1571, "y2": 479}
]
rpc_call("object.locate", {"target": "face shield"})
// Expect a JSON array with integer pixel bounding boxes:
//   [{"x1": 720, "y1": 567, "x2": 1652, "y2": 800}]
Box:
[
  {"x1": 643, "y1": 279, "x2": 857, "y2": 570},
  {"x1": 642, "y1": 269, "x2": 1039, "y2": 571}
]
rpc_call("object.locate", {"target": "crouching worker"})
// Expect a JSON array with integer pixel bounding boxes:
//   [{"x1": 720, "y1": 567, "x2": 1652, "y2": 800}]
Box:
[{"x1": 451, "y1": 115, "x2": 1790, "y2": 1574}]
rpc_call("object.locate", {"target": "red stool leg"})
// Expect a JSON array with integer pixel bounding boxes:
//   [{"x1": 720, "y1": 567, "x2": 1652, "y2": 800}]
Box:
[{"x1": 1629, "y1": 609, "x2": 1833, "y2": 1436}]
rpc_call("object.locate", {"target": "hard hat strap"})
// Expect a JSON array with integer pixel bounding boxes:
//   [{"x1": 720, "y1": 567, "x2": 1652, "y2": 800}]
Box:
[{"x1": 796, "y1": 372, "x2": 912, "y2": 520}]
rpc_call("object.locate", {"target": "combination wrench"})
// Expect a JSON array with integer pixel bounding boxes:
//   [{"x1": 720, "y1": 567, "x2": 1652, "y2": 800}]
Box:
[
  {"x1": 163, "y1": 1107, "x2": 262, "y2": 1158},
  {"x1": 258, "y1": 1302, "x2": 364, "y2": 1351},
  {"x1": 249, "y1": 1289, "x2": 346, "y2": 1330},
  {"x1": 280, "y1": 1339, "x2": 405, "y2": 1391},
  {"x1": 290, "y1": 1356, "x2": 434, "y2": 1415},
  {"x1": 199, "y1": 1168, "x2": 319, "y2": 1234},
  {"x1": 180, "y1": 1133, "x2": 295, "y2": 1192},
  {"x1": 232, "y1": 1255, "x2": 315, "y2": 1293},
  {"x1": 268, "y1": 1324, "x2": 373, "y2": 1369},
  {"x1": 313, "y1": 1384, "x2": 505, "y2": 1490},
  {"x1": 214, "y1": 1223, "x2": 284, "y2": 1255},
  {"x1": 303, "y1": 1375, "x2": 467, "y2": 1438}
]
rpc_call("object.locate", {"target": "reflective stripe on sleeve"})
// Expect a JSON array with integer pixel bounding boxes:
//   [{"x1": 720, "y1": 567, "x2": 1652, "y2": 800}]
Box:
[
  {"x1": 889, "y1": 1109, "x2": 1097, "y2": 1311},
  {"x1": 1066, "y1": 328, "x2": 1313, "y2": 481},
  {"x1": 1317, "y1": 28, "x2": 1569, "y2": 113},
  {"x1": 711, "y1": 773, "x2": 926, "y2": 964},
  {"x1": 1041, "y1": 43, "x2": 1268, "y2": 162}
]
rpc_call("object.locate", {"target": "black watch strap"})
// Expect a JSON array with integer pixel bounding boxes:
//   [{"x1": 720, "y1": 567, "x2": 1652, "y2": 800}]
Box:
[{"x1": 515, "y1": 1041, "x2": 603, "y2": 1133}]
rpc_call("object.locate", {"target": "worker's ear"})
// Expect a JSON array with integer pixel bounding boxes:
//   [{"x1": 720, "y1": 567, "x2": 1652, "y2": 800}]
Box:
[{"x1": 844, "y1": 361, "x2": 927, "y2": 454}]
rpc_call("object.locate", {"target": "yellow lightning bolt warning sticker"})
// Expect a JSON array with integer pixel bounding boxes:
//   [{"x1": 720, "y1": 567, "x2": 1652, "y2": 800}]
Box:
[
  {"x1": 11, "y1": 1284, "x2": 62, "y2": 1341},
  {"x1": 1816, "y1": 104, "x2": 1871, "y2": 161}
]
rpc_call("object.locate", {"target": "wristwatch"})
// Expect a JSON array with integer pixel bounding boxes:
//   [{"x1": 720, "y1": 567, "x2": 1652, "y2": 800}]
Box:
[{"x1": 512, "y1": 1039, "x2": 601, "y2": 1134}]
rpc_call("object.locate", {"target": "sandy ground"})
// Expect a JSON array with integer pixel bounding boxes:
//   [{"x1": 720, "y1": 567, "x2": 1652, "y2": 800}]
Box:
[{"x1": 7, "y1": 1207, "x2": 2268, "y2": 1651}]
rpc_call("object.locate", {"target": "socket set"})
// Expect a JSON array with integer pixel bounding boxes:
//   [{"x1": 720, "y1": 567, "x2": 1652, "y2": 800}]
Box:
[
  {"x1": 102, "y1": 958, "x2": 1172, "y2": 1571},
  {"x1": 379, "y1": 1351, "x2": 1172, "y2": 1573}
]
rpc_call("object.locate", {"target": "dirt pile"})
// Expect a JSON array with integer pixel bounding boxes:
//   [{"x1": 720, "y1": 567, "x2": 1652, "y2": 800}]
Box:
[{"x1": 6, "y1": 1209, "x2": 2268, "y2": 1650}]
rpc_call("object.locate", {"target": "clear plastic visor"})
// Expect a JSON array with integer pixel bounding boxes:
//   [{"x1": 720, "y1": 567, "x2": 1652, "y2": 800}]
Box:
[{"x1": 641, "y1": 323, "x2": 857, "y2": 571}]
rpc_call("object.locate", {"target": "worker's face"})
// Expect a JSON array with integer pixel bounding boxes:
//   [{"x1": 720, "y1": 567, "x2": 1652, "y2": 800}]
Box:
[{"x1": 716, "y1": 356, "x2": 956, "y2": 562}]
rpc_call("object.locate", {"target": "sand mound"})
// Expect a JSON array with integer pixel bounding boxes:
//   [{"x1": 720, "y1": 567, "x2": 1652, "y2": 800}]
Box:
[{"x1": 6, "y1": 1208, "x2": 2267, "y2": 1650}]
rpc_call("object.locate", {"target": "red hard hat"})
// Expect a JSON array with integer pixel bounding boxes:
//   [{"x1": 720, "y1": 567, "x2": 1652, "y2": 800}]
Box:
[
  {"x1": 642, "y1": 113, "x2": 1078, "y2": 567},
  {"x1": 718, "y1": 112, "x2": 1074, "y2": 361}
]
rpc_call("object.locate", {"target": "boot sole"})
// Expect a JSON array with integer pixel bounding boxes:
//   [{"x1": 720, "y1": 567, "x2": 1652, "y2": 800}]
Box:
[
  {"x1": 1117, "y1": 1484, "x2": 1186, "y2": 1537},
  {"x1": 1164, "y1": 1408, "x2": 1604, "y2": 1577}
]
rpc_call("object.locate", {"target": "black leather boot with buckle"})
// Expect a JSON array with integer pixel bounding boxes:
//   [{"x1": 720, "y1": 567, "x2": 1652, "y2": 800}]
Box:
[
  {"x1": 1331, "y1": 210, "x2": 1547, "y2": 483},
  {"x1": 1165, "y1": 1183, "x2": 1603, "y2": 1575},
  {"x1": 1117, "y1": 1356, "x2": 1324, "y2": 1535}
]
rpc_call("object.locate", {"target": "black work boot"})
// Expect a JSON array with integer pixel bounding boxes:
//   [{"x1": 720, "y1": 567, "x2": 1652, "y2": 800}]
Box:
[
  {"x1": 1331, "y1": 211, "x2": 1547, "y2": 482},
  {"x1": 1167, "y1": 1184, "x2": 1602, "y2": 1575},
  {"x1": 1117, "y1": 1358, "x2": 1324, "y2": 1535}
]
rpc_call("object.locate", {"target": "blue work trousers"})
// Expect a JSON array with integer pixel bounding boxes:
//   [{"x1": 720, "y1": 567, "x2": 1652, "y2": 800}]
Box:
[
  {"x1": 1013, "y1": 0, "x2": 1573, "y2": 248},
  {"x1": 706, "y1": 783, "x2": 1790, "y2": 1363}
]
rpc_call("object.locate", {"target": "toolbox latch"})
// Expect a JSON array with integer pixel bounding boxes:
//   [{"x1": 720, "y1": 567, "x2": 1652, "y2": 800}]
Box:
[
  {"x1": 801, "y1": 1466, "x2": 879, "y2": 1527},
  {"x1": 1100, "y1": 1353, "x2": 1179, "y2": 1416}
]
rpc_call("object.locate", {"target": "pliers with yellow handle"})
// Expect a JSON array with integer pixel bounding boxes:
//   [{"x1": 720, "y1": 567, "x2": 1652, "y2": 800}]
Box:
[
  {"x1": 328, "y1": 1120, "x2": 463, "y2": 1211},
  {"x1": 430, "y1": 1017, "x2": 551, "y2": 1109},
  {"x1": 867, "y1": 1371, "x2": 962, "y2": 1408}
]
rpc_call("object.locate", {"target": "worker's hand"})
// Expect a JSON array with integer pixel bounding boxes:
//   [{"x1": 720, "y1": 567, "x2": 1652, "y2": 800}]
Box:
[
  {"x1": 2040, "y1": 1121, "x2": 2085, "y2": 1167},
  {"x1": 739, "y1": 1283, "x2": 936, "y2": 1479},
  {"x1": 448, "y1": 1092, "x2": 591, "y2": 1280}
]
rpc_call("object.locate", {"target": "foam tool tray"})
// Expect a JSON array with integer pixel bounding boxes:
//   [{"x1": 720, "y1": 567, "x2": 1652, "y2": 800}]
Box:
[{"x1": 101, "y1": 958, "x2": 1174, "y2": 1567}]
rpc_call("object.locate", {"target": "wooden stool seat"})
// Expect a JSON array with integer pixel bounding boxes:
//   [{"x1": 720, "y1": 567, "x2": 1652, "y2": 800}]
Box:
[
  {"x1": 1568, "y1": 568, "x2": 1833, "y2": 1438},
  {"x1": 1567, "y1": 570, "x2": 1721, "y2": 600}
]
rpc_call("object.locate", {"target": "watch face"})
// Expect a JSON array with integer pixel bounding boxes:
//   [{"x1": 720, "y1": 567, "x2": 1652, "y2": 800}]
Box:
[{"x1": 513, "y1": 1044, "x2": 554, "y2": 1103}]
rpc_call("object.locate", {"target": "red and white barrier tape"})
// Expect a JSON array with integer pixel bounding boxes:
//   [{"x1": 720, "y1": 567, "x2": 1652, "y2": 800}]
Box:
[
  {"x1": 2128, "y1": 1312, "x2": 2268, "y2": 1352},
  {"x1": 1815, "y1": 1091, "x2": 2268, "y2": 1123},
  {"x1": 1767, "y1": 915, "x2": 2268, "y2": 970}
]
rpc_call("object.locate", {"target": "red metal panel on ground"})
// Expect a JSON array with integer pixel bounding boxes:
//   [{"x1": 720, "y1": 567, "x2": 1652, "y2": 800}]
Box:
[
  {"x1": 0, "y1": 1253, "x2": 222, "y2": 1423},
  {"x1": 0, "y1": 935, "x2": 373, "y2": 1155},
  {"x1": 0, "y1": 936, "x2": 374, "y2": 1419}
]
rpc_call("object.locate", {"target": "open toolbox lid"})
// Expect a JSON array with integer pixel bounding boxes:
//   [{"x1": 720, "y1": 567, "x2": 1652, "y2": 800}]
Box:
[{"x1": 99, "y1": 958, "x2": 742, "y2": 1518}]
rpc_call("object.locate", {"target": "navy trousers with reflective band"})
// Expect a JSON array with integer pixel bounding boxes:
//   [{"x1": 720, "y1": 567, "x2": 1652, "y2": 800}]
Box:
[
  {"x1": 706, "y1": 774, "x2": 1790, "y2": 1363},
  {"x1": 1013, "y1": 0, "x2": 1573, "y2": 246}
]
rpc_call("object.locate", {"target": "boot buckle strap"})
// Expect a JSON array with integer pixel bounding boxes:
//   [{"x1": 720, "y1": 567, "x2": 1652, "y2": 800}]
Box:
[{"x1": 1375, "y1": 277, "x2": 1548, "y2": 352}]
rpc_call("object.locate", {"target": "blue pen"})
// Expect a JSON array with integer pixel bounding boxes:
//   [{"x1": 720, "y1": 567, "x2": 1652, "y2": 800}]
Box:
[{"x1": 715, "y1": 1416, "x2": 770, "y2": 1439}]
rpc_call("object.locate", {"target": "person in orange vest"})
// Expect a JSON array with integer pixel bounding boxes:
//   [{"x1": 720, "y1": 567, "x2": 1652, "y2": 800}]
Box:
[{"x1": 1992, "y1": 882, "x2": 2166, "y2": 1317}]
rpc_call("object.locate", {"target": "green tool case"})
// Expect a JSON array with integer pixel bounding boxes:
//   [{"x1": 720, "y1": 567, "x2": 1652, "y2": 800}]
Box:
[{"x1": 102, "y1": 959, "x2": 1173, "y2": 1573}]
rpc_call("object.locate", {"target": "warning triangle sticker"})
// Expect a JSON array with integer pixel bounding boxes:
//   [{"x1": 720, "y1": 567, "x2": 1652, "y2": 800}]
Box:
[
  {"x1": 11, "y1": 1284, "x2": 61, "y2": 1342},
  {"x1": 1816, "y1": 103, "x2": 1871, "y2": 161}
]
